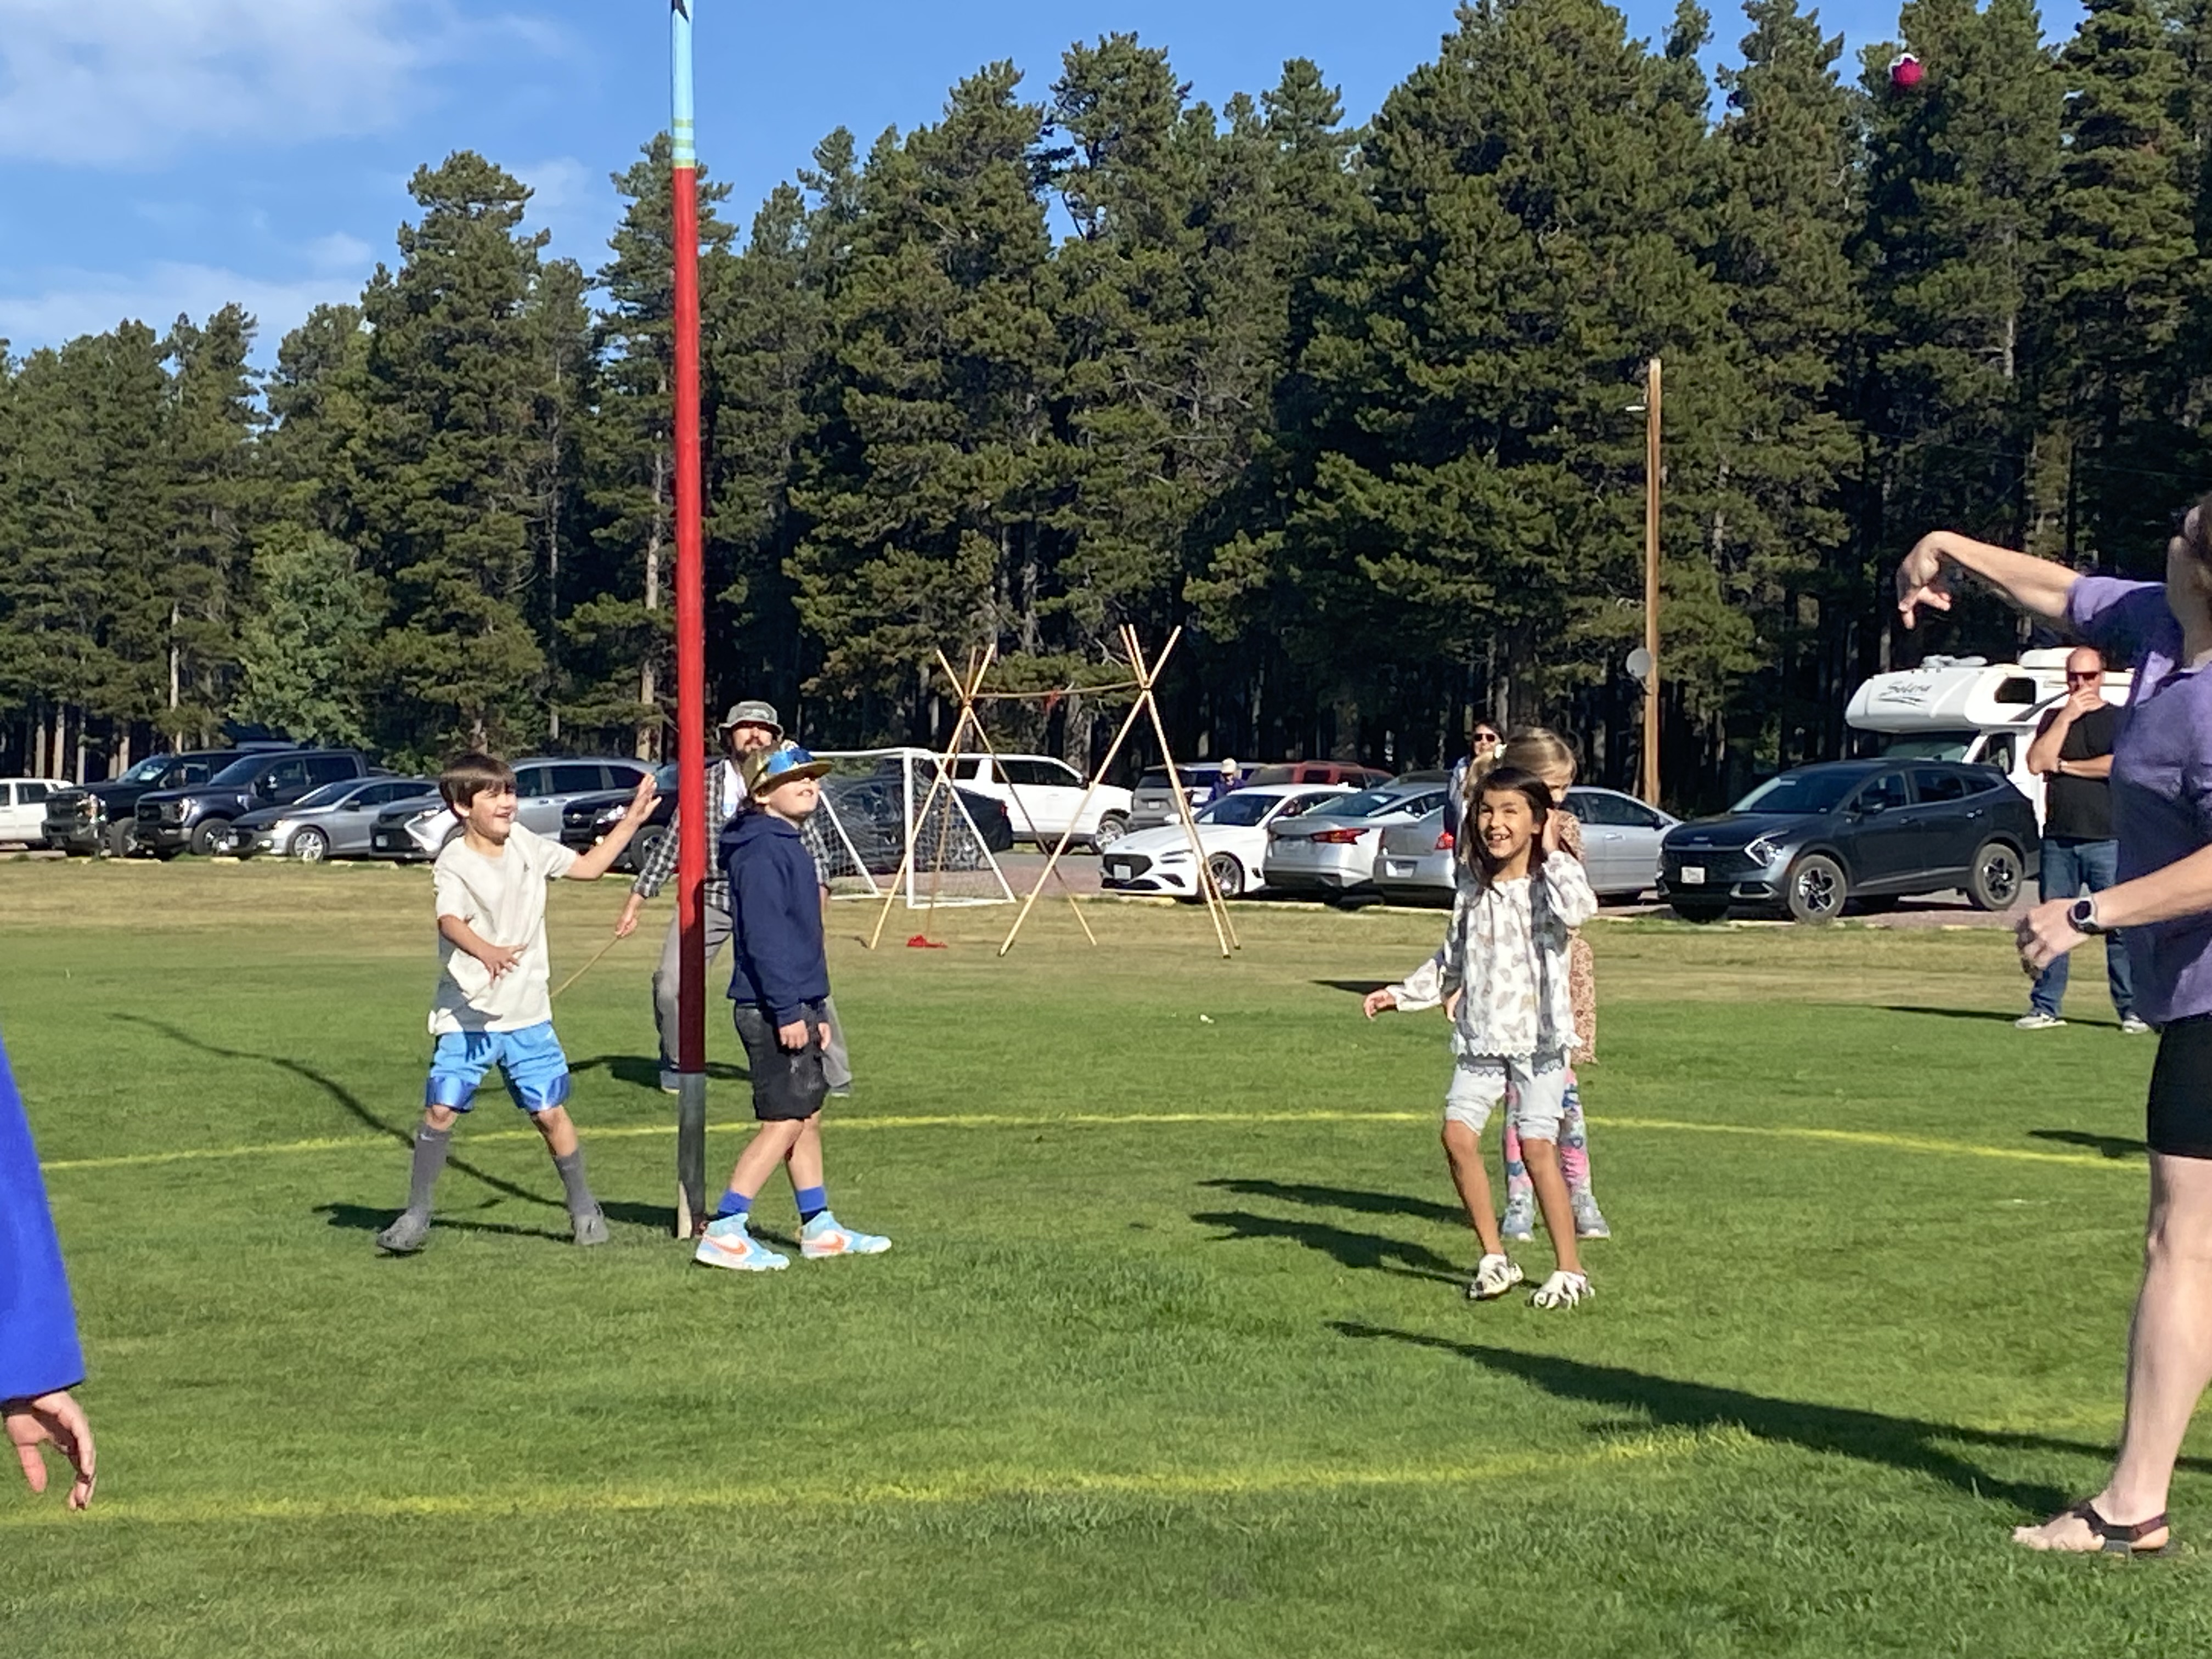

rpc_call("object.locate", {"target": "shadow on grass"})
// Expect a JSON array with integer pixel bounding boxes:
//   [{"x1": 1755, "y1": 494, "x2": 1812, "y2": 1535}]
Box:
[
  {"x1": 1192, "y1": 1209, "x2": 1465, "y2": 1288},
  {"x1": 111, "y1": 1012, "x2": 555, "y2": 1209},
  {"x1": 2030, "y1": 1128, "x2": 2148, "y2": 1160},
  {"x1": 1312, "y1": 980, "x2": 1392, "y2": 997},
  {"x1": 319, "y1": 1197, "x2": 679, "y2": 1244},
  {"x1": 1329, "y1": 1323, "x2": 2209, "y2": 1516},
  {"x1": 567, "y1": 1053, "x2": 750, "y2": 1088},
  {"x1": 1199, "y1": 1177, "x2": 1463, "y2": 1228},
  {"x1": 1874, "y1": 1005, "x2": 2038, "y2": 1025}
]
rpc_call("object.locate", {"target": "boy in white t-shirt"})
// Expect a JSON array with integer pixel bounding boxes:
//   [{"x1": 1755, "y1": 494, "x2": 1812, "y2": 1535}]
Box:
[{"x1": 375, "y1": 752, "x2": 658, "y2": 1255}]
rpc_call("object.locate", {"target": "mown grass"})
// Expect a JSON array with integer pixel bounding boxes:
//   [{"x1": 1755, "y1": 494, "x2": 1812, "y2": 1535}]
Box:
[{"x1": 0, "y1": 859, "x2": 2203, "y2": 1657}]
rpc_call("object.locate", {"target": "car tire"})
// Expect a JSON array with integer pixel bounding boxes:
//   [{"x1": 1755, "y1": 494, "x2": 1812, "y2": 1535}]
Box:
[
  {"x1": 1669, "y1": 900, "x2": 1729, "y2": 924},
  {"x1": 629, "y1": 826, "x2": 669, "y2": 874},
  {"x1": 1092, "y1": 811, "x2": 1128, "y2": 849},
  {"x1": 1967, "y1": 839, "x2": 2025, "y2": 912},
  {"x1": 291, "y1": 827, "x2": 330, "y2": 864},
  {"x1": 1206, "y1": 852, "x2": 1245, "y2": 899},
  {"x1": 1785, "y1": 853, "x2": 1848, "y2": 923},
  {"x1": 104, "y1": 821, "x2": 137, "y2": 859},
  {"x1": 189, "y1": 819, "x2": 232, "y2": 858}
]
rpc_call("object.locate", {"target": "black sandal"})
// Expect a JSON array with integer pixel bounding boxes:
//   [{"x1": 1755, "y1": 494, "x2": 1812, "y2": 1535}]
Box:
[{"x1": 2056, "y1": 1500, "x2": 2176, "y2": 1558}]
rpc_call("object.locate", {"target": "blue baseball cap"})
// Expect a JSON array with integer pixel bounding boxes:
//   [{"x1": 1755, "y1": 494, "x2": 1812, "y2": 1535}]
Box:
[{"x1": 743, "y1": 741, "x2": 832, "y2": 798}]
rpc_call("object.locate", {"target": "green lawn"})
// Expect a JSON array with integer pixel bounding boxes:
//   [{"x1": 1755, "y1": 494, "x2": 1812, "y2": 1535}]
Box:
[{"x1": 1, "y1": 860, "x2": 2205, "y2": 1657}]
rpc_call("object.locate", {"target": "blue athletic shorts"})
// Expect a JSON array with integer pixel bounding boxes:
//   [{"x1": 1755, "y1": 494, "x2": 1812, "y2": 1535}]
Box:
[{"x1": 425, "y1": 1023, "x2": 572, "y2": 1114}]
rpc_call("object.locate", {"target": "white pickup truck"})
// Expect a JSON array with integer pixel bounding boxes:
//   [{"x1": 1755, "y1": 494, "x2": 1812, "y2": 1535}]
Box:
[{"x1": 949, "y1": 753, "x2": 1133, "y2": 848}]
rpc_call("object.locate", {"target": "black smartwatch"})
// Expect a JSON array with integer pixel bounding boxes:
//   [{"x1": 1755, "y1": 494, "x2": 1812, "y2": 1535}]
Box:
[{"x1": 2069, "y1": 895, "x2": 2106, "y2": 935}]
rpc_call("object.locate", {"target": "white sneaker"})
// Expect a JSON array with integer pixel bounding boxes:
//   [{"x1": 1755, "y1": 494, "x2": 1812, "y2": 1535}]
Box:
[
  {"x1": 1467, "y1": 1253, "x2": 1524, "y2": 1301},
  {"x1": 2120, "y1": 1014, "x2": 2152, "y2": 1035},
  {"x1": 2015, "y1": 1013, "x2": 2066, "y2": 1031},
  {"x1": 1530, "y1": 1269, "x2": 1593, "y2": 1310}
]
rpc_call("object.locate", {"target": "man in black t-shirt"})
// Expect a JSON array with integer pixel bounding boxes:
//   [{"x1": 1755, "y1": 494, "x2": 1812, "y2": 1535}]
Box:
[{"x1": 2019, "y1": 646, "x2": 2141, "y2": 1032}]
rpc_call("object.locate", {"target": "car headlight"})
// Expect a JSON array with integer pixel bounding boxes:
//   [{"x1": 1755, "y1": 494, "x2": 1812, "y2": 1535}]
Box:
[
  {"x1": 1158, "y1": 849, "x2": 1192, "y2": 863},
  {"x1": 1745, "y1": 836, "x2": 1783, "y2": 867}
]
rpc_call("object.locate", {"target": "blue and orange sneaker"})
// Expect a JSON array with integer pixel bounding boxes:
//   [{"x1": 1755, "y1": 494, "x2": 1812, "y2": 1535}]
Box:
[
  {"x1": 693, "y1": 1215, "x2": 788, "y2": 1273},
  {"x1": 799, "y1": 1212, "x2": 890, "y2": 1259}
]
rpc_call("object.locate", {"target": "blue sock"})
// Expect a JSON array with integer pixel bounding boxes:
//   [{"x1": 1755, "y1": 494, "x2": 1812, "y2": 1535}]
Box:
[
  {"x1": 795, "y1": 1185, "x2": 828, "y2": 1224},
  {"x1": 716, "y1": 1188, "x2": 752, "y2": 1222}
]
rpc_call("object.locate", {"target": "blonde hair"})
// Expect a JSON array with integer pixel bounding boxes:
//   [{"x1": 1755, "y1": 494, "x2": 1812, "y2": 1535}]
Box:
[{"x1": 1499, "y1": 727, "x2": 1578, "y2": 785}]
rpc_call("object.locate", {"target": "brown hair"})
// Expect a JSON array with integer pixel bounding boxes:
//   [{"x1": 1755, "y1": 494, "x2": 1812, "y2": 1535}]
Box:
[
  {"x1": 1461, "y1": 765, "x2": 1552, "y2": 888},
  {"x1": 1499, "y1": 727, "x2": 1578, "y2": 785},
  {"x1": 440, "y1": 752, "x2": 516, "y2": 812}
]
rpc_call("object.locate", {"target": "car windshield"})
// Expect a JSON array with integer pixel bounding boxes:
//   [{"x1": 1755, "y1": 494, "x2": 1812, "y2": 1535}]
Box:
[
  {"x1": 207, "y1": 754, "x2": 272, "y2": 785},
  {"x1": 291, "y1": 780, "x2": 361, "y2": 810},
  {"x1": 1314, "y1": 788, "x2": 1409, "y2": 819},
  {"x1": 1136, "y1": 769, "x2": 1200, "y2": 790},
  {"x1": 1196, "y1": 793, "x2": 1279, "y2": 827},
  {"x1": 1881, "y1": 731, "x2": 1978, "y2": 761},
  {"x1": 1733, "y1": 771, "x2": 1861, "y2": 815},
  {"x1": 117, "y1": 755, "x2": 174, "y2": 784}
]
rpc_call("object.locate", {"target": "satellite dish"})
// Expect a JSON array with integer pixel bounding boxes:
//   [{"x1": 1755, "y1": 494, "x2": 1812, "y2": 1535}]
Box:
[{"x1": 1626, "y1": 647, "x2": 1653, "y2": 686}]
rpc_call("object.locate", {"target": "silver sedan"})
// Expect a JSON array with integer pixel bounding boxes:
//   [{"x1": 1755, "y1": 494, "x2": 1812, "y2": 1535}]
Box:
[
  {"x1": 229, "y1": 776, "x2": 438, "y2": 861},
  {"x1": 1372, "y1": 786, "x2": 1679, "y2": 904},
  {"x1": 1260, "y1": 781, "x2": 1452, "y2": 896}
]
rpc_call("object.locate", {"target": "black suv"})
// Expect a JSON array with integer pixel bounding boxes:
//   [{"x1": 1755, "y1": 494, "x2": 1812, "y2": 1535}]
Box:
[
  {"x1": 134, "y1": 748, "x2": 376, "y2": 858},
  {"x1": 44, "y1": 747, "x2": 292, "y2": 857}
]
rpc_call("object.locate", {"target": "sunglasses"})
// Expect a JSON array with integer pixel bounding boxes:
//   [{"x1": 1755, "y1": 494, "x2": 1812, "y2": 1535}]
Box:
[
  {"x1": 2066, "y1": 672, "x2": 2102, "y2": 683},
  {"x1": 1473, "y1": 731, "x2": 1502, "y2": 744}
]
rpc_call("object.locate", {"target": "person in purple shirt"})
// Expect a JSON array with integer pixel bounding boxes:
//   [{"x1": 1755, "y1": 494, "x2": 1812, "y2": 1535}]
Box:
[
  {"x1": 1899, "y1": 505, "x2": 2212, "y2": 1557},
  {"x1": 0, "y1": 1026, "x2": 97, "y2": 1509}
]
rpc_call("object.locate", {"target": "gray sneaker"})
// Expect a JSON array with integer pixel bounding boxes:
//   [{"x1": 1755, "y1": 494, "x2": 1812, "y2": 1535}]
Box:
[
  {"x1": 1571, "y1": 1188, "x2": 1612, "y2": 1239},
  {"x1": 2015, "y1": 1012, "x2": 2066, "y2": 1031},
  {"x1": 1499, "y1": 1192, "x2": 1536, "y2": 1242},
  {"x1": 375, "y1": 1211, "x2": 432, "y2": 1254},
  {"x1": 572, "y1": 1208, "x2": 610, "y2": 1247},
  {"x1": 2120, "y1": 1014, "x2": 2152, "y2": 1035}
]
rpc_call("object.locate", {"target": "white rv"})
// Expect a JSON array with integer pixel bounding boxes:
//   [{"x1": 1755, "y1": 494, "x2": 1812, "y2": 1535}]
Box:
[{"x1": 1845, "y1": 650, "x2": 2130, "y2": 823}]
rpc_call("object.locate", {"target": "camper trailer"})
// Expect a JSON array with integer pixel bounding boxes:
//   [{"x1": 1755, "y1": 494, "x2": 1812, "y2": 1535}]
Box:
[{"x1": 1844, "y1": 650, "x2": 2131, "y2": 824}]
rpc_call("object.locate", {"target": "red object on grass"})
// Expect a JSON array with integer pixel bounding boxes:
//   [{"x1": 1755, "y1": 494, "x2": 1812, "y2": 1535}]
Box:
[
  {"x1": 906, "y1": 935, "x2": 949, "y2": 950},
  {"x1": 1889, "y1": 52, "x2": 1923, "y2": 89}
]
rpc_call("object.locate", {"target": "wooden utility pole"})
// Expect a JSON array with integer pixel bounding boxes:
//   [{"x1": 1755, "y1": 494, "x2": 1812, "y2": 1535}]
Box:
[{"x1": 1641, "y1": 356, "x2": 1662, "y2": 808}]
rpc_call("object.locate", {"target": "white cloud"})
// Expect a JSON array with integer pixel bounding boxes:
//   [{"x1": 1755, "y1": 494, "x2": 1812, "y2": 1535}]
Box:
[
  {"x1": 515, "y1": 155, "x2": 590, "y2": 217},
  {"x1": 0, "y1": 259, "x2": 369, "y2": 355},
  {"x1": 0, "y1": 1, "x2": 565, "y2": 166},
  {"x1": 306, "y1": 232, "x2": 375, "y2": 274}
]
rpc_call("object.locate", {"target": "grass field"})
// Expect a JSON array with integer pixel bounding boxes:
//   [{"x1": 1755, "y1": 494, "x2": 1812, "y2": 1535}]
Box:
[{"x1": 2, "y1": 858, "x2": 2208, "y2": 1657}]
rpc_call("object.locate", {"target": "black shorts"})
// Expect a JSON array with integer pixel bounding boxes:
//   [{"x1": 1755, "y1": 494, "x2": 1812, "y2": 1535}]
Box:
[
  {"x1": 732, "y1": 1001, "x2": 831, "y2": 1122},
  {"x1": 2147, "y1": 1013, "x2": 2212, "y2": 1159}
]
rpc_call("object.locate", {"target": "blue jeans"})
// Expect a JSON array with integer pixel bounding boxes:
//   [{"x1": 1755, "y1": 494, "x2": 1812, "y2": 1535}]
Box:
[{"x1": 2032, "y1": 837, "x2": 2134, "y2": 1018}]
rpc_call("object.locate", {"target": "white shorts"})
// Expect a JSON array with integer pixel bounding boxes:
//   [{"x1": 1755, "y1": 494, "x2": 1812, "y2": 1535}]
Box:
[{"x1": 1442, "y1": 1054, "x2": 1569, "y2": 1141}]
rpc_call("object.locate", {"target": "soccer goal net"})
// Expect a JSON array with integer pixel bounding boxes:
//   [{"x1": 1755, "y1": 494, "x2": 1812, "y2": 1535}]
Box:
[{"x1": 811, "y1": 748, "x2": 1016, "y2": 909}]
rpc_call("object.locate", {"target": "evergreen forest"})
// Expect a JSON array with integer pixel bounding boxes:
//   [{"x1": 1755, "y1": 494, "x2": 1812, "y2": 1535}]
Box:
[{"x1": 2, "y1": 0, "x2": 2204, "y2": 805}]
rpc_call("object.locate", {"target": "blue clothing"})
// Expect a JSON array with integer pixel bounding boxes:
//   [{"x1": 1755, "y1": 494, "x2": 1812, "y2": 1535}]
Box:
[
  {"x1": 2068, "y1": 577, "x2": 2212, "y2": 1025},
  {"x1": 424, "y1": 1023, "x2": 572, "y2": 1113},
  {"x1": 0, "y1": 1028, "x2": 86, "y2": 1403},
  {"x1": 723, "y1": 808, "x2": 831, "y2": 1024},
  {"x1": 2030, "y1": 837, "x2": 2134, "y2": 1018}
]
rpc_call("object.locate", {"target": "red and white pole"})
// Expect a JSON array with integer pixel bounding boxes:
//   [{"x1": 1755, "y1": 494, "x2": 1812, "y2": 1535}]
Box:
[{"x1": 670, "y1": 0, "x2": 709, "y2": 1234}]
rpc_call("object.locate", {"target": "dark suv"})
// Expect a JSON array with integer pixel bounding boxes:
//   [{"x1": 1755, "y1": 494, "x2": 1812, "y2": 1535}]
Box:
[
  {"x1": 43, "y1": 747, "x2": 290, "y2": 857},
  {"x1": 134, "y1": 748, "x2": 376, "y2": 858}
]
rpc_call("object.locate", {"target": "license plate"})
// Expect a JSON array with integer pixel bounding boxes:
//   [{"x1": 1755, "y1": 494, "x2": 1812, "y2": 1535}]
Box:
[
  {"x1": 1679, "y1": 866, "x2": 1706, "y2": 885},
  {"x1": 1381, "y1": 860, "x2": 1413, "y2": 877},
  {"x1": 1106, "y1": 861, "x2": 1132, "y2": 880}
]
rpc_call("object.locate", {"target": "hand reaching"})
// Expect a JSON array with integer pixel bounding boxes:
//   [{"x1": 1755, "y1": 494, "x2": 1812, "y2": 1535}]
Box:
[
  {"x1": 1896, "y1": 534, "x2": 1956, "y2": 630},
  {"x1": 6, "y1": 1390, "x2": 95, "y2": 1510},
  {"x1": 624, "y1": 773, "x2": 659, "y2": 822},
  {"x1": 1362, "y1": 988, "x2": 1398, "y2": 1020}
]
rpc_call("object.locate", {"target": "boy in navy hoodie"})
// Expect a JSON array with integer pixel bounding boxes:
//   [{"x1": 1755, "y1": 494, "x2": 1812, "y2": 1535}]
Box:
[{"x1": 695, "y1": 742, "x2": 890, "y2": 1272}]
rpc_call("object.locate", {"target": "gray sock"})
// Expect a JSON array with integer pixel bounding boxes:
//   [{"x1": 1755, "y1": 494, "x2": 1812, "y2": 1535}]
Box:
[
  {"x1": 405, "y1": 1126, "x2": 452, "y2": 1216},
  {"x1": 553, "y1": 1148, "x2": 597, "y2": 1217}
]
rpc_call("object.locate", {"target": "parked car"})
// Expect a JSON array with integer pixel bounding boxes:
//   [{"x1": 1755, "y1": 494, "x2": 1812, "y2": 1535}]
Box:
[
  {"x1": 43, "y1": 747, "x2": 287, "y2": 857},
  {"x1": 817, "y1": 776, "x2": 1016, "y2": 874},
  {"x1": 1099, "y1": 784, "x2": 1354, "y2": 899},
  {"x1": 1372, "y1": 787, "x2": 1680, "y2": 906},
  {"x1": 1261, "y1": 780, "x2": 1454, "y2": 897},
  {"x1": 1244, "y1": 761, "x2": 1395, "y2": 789},
  {"x1": 0, "y1": 777, "x2": 68, "y2": 847},
  {"x1": 371, "y1": 757, "x2": 653, "y2": 861},
  {"x1": 560, "y1": 763, "x2": 679, "y2": 874},
  {"x1": 945, "y1": 753, "x2": 1130, "y2": 848},
  {"x1": 229, "y1": 775, "x2": 437, "y2": 862},
  {"x1": 1128, "y1": 765, "x2": 1232, "y2": 834},
  {"x1": 134, "y1": 748, "x2": 377, "y2": 858},
  {"x1": 1657, "y1": 759, "x2": 2038, "y2": 923}
]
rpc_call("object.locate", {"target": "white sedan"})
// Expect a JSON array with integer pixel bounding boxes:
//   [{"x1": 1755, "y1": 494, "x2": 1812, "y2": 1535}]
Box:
[{"x1": 1097, "y1": 785, "x2": 1354, "y2": 899}]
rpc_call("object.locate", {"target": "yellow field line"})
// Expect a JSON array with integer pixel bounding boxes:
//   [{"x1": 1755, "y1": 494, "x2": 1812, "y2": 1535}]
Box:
[
  {"x1": 39, "y1": 1109, "x2": 2136, "y2": 1175},
  {"x1": 0, "y1": 1425, "x2": 1716, "y2": 1530}
]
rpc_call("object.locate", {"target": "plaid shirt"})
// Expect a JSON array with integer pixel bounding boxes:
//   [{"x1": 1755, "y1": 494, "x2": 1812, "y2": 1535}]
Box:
[{"x1": 631, "y1": 760, "x2": 830, "y2": 913}]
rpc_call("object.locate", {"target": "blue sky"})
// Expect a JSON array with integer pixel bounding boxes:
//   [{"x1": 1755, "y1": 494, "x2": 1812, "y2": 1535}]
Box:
[{"x1": 0, "y1": 0, "x2": 2049, "y2": 361}]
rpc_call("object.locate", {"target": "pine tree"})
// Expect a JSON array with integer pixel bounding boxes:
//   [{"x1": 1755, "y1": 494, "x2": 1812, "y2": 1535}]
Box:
[
  {"x1": 231, "y1": 527, "x2": 380, "y2": 746},
  {"x1": 160, "y1": 304, "x2": 262, "y2": 746}
]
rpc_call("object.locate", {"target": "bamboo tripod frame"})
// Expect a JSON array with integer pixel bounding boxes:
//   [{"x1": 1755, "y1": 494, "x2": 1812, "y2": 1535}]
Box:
[
  {"x1": 999, "y1": 625, "x2": 1239, "y2": 960},
  {"x1": 863, "y1": 644, "x2": 1086, "y2": 951}
]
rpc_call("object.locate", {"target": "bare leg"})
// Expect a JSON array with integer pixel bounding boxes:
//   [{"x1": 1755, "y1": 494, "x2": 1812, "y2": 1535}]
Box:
[
  {"x1": 1520, "y1": 1137, "x2": 1583, "y2": 1276},
  {"x1": 1441, "y1": 1122, "x2": 1506, "y2": 1258},
  {"x1": 723, "y1": 1120, "x2": 807, "y2": 1205},
  {"x1": 530, "y1": 1105, "x2": 580, "y2": 1159},
  {"x1": 785, "y1": 1115, "x2": 825, "y2": 1193},
  {"x1": 2016, "y1": 1153, "x2": 2212, "y2": 1550}
]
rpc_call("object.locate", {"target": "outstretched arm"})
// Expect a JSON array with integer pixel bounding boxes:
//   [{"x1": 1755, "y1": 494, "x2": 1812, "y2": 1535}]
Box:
[
  {"x1": 1897, "y1": 531, "x2": 2078, "y2": 630},
  {"x1": 568, "y1": 775, "x2": 659, "y2": 882}
]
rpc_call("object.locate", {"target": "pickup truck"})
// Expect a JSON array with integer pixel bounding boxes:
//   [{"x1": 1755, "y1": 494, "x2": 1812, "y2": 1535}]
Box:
[
  {"x1": 133, "y1": 748, "x2": 379, "y2": 857},
  {"x1": 947, "y1": 753, "x2": 1132, "y2": 848},
  {"x1": 43, "y1": 747, "x2": 290, "y2": 857}
]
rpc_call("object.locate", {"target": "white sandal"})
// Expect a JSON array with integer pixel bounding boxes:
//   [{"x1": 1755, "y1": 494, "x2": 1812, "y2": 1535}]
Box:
[
  {"x1": 1530, "y1": 1269, "x2": 1593, "y2": 1310},
  {"x1": 1468, "y1": 1252, "x2": 1524, "y2": 1301}
]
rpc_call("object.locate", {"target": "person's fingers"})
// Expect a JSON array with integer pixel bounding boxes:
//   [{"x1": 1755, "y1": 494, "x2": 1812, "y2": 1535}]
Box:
[{"x1": 9, "y1": 1421, "x2": 49, "y2": 1495}]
